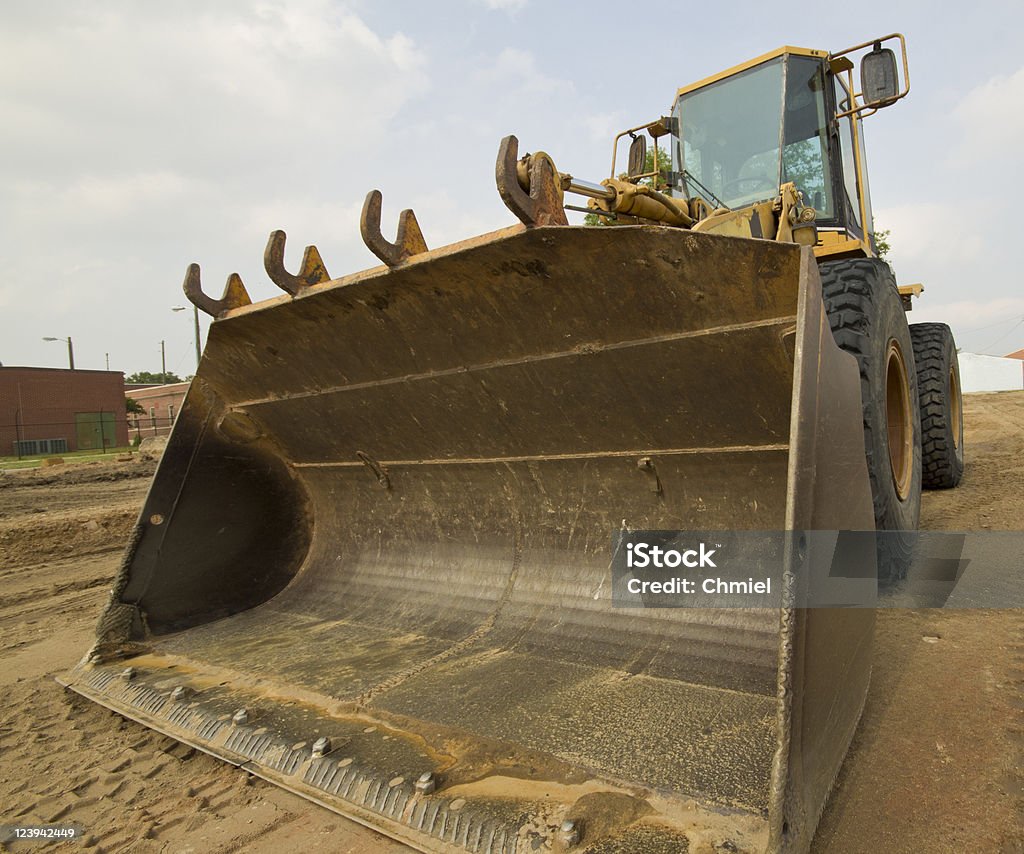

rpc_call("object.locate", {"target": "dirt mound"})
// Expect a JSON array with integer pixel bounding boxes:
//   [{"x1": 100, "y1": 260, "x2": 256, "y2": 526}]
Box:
[
  {"x1": 0, "y1": 456, "x2": 150, "y2": 566},
  {"x1": 0, "y1": 506, "x2": 137, "y2": 567},
  {"x1": 0, "y1": 457, "x2": 157, "y2": 490},
  {"x1": 137, "y1": 436, "x2": 169, "y2": 458}
]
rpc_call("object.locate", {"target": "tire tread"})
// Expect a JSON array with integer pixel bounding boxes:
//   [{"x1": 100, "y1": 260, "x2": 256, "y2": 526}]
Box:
[
  {"x1": 909, "y1": 322, "x2": 963, "y2": 489},
  {"x1": 818, "y1": 258, "x2": 922, "y2": 581}
]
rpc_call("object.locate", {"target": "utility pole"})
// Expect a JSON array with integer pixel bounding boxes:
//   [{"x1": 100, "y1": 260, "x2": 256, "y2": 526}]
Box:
[
  {"x1": 172, "y1": 305, "x2": 202, "y2": 370},
  {"x1": 161, "y1": 340, "x2": 167, "y2": 384},
  {"x1": 105, "y1": 353, "x2": 110, "y2": 370}
]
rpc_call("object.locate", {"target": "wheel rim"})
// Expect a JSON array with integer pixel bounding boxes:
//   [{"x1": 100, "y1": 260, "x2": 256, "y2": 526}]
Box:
[
  {"x1": 885, "y1": 340, "x2": 913, "y2": 500},
  {"x1": 949, "y1": 364, "x2": 962, "y2": 450}
]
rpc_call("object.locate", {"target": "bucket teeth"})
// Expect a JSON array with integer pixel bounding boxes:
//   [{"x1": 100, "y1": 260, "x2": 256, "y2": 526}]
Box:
[
  {"x1": 264, "y1": 230, "x2": 331, "y2": 295},
  {"x1": 360, "y1": 189, "x2": 428, "y2": 267},
  {"x1": 183, "y1": 263, "x2": 252, "y2": 318},
  {"x1": 496, "y1": 134, "x2": 568, "y2": 227}
]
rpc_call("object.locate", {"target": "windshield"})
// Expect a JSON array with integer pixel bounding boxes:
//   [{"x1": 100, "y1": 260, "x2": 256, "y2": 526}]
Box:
[
  {"x1": 673, "y1": 59, "x2": 784, "y2": 209},
  {"x1": 672, "y1": 54, "x2": 834, "y2": 216}
]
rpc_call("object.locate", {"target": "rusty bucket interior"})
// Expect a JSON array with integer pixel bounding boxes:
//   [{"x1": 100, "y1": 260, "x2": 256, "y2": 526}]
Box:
[{"x1": 65, "y1": 226, "x2": 875, "y2": 854}]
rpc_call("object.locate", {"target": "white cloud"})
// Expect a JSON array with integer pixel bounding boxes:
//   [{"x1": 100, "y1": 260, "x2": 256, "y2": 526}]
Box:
[
  {"x1": 873, "y1": 203, "x2": 982, "y2": 268},
  {"x1": 0, "y1": 3, "x2": 430, "y2": 185},
  {"x1": 13, "y1": 171, "x2": 200, "y2": 220},
  {"x1": 912, "y1": 296, "x2": 1024, "y2": 355},
  {"x1": 477, "y1": 0, "x2": 529, "y2": 10},
  {"x1": 476, "y1": 48, "x2": 574, "y2": 97},
  {"x1": 950, "y1": 66, "x2": 1024, "y2": 159},
  {"x1": 583, "y1": 111, "x2": 626, "y2": 145},
  {"x1": 919, "y1": 296, "x2": 1024, "y2": 331}
]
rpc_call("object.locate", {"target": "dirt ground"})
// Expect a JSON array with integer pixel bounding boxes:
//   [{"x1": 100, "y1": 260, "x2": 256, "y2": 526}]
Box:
[{"x1": 0, "y1": 393, "x2": 1021, "y2": 853}]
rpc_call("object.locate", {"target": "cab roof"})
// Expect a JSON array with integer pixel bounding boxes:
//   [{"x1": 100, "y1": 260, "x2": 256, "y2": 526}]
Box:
[{"x1": 675, "y1": 45, "x2": 829, "y2": 99}]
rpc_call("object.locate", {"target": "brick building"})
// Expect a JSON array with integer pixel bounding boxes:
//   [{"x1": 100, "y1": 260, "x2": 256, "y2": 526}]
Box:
[
  {"x1": 126, "y1": 381, "x2": 190, "y2": 439},
  {"x1": 0, "y1": 366, "x2": 130, "y2": 456}
]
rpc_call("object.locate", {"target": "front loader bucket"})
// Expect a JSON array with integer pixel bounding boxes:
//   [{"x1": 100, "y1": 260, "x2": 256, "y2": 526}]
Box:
[{"x1": 65, "y1": 226, "x2": 875, "y2": 853}]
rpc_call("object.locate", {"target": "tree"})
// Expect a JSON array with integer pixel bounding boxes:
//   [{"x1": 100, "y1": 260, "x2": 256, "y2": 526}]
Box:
[
  {"x1": 126, "y1": 370, "x2": 184, "y2": 384},
  {"x1": 126, "y1": 397, "x2": 145, "y2": 415},
  {"x1": 874, "y1": 228, "x2": 891, "y2": 262},
  {"x1": 583, "y1": 145, "x2": 674, "y2": 226}
]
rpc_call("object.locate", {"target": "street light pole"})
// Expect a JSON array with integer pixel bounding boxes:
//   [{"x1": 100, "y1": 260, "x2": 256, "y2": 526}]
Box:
[
  {"x1": 42, "y1": 336, "x2": 75, "y2": 370},
  {"x1": 192, "y1": 306, "x2": 201, "y2": 368},
  {"x1": 172, "y1": 305, "x2": 202, "y2": 370}
]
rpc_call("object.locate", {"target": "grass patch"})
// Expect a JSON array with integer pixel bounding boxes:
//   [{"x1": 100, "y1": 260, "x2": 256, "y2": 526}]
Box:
[{"x1": 0, "y1": 447, "x2": 136, "y2": 471}]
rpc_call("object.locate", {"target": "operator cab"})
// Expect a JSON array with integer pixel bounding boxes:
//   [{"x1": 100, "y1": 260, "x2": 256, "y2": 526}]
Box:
[{"x1": 664, "y1": 38, "x2": 907, "y2": 259}]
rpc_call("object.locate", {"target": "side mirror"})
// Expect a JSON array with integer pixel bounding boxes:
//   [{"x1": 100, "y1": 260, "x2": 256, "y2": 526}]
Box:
[
  {"x1": 627, "y1": 134, "x2": 647, "y2": 179},
  {"x1": 861, "y1": 43, "x2": 899, "y2": 106}
]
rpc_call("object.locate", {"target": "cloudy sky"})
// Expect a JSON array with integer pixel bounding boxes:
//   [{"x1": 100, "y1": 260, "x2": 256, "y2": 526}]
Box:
[{"x1": 2, "y1": 1, "x2": 1022, "y2": 376}]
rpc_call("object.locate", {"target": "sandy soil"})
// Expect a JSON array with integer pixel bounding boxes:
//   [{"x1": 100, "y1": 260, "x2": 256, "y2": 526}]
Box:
[{"x1": 0, "y1": 393, "x2": 1021, "y2": 853}]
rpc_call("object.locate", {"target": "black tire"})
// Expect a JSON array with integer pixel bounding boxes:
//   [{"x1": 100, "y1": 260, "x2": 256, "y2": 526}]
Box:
[
  {"x1": 909, "y1": 323, "x2": 964, "y2": 489},
  {"x1": 818, "y1": 258, "x2": 922, "y2": 581}
]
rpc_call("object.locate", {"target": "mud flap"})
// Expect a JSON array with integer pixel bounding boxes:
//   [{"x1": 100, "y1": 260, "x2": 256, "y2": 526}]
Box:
[{"x1": 65, "y1": 226, "x2": 874, "y2": 853}]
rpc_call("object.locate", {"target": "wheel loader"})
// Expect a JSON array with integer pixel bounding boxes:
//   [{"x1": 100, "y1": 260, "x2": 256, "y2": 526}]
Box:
[{"x1": 62, "y1": 33, "x2": 965, "y2": 853}]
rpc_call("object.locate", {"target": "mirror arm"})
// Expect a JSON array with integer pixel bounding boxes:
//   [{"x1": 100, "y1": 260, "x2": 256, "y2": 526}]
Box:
[{"x1": 830, "y1": 33, "x2": 910, "y2": 119}]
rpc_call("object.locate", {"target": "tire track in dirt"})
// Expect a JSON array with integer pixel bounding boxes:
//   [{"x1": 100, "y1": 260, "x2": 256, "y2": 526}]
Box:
[{"x1": 0, "y1": 457, "x2": 407, "y2": 853}]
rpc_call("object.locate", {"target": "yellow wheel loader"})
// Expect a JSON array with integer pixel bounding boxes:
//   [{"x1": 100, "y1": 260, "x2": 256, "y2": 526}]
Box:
[{"x1": 63, "y1": 34, "x2": 964, "y2": 853}]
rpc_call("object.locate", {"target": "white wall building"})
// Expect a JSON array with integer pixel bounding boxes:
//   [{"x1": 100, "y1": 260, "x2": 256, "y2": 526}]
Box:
[{"x1": 957, "y1": 353, "x2": 1024, "y2": 393}]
